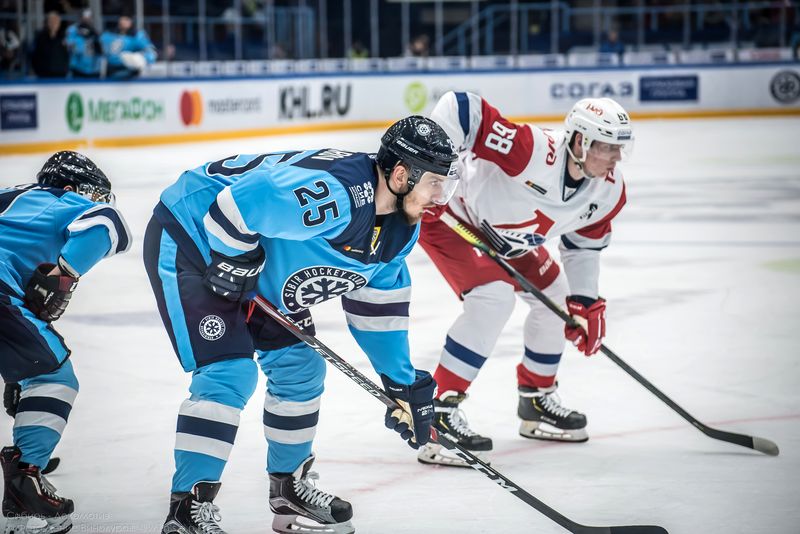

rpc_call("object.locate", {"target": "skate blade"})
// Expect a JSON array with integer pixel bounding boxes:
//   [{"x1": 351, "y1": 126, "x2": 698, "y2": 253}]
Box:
[
  {"x1": 3, "y1": 515, "x2": 72, "y2": 534},
  {"x1": 272, "y1": 514, "x2": 354, "y2": 534},
  {"x1": 519, "y1": 421, "x2": 589, "y2": 443},
  {"x1": 417, "y1": 443, "x2": 491, "y2": 468}
]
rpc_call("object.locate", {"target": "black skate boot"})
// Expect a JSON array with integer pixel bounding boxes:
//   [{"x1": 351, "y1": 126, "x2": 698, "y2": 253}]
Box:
[
  {"x1": 2, "y1": 446, "x2": 73, "y2": 534},
  {"x1": 269, "y1": 454, "x2": 354, "y2": 534},
  {"x1": 518, "y1": 386, "x2": 588, "y2": 442},
  {"x1": 162, "y1": 481, "x2": 226, "y2": 534},
  {"x1": 418, "y1": 390, "x2": 493, "y2": 468}
]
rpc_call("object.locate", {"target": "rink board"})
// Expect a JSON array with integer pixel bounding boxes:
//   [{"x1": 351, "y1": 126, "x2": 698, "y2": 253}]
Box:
[{"x1": 0, "y1": 63, "x2": 798, "y2": 154}]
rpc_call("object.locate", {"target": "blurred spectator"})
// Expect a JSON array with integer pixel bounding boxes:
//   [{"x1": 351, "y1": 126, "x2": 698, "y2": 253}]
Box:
[
  {"x1": 32, "y1": 11, "x2": 69, "y2": 78},
  {"x1": 101, "y1": 15, "x2": 156, "y2": 79},
  {"x1": 406, "y1": 34, "x2": 429, "y2": 57},
  {"x1": 66, "y1": 9, "x2": 102, "y2": 78},
  {"x1": 791, "y1": 18, "x2": 800, "y2": 60},
  {"x1": 348, "y1": 40, "x2": 368, "y2": 59},
  {"x1": 271, "y1": 42, "x2": 289, "y2": 59},
  {"x1": 599, "y1": 29, "x2": 625, "y2": 55},
  {"x1": 752, "y1": 8, "x2": 781, "y2": 48},
  {"x1": 0, "y1": 20, "x2": 21, "y2": 73},
  {"x1": 44, "y1": 0, "x2": 75, "y2": 14}
]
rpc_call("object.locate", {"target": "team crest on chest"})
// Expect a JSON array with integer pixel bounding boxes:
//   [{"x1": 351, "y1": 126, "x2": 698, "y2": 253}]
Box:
[{"x1": 282, "y1": 266, "x2": 367, "y2": 312}]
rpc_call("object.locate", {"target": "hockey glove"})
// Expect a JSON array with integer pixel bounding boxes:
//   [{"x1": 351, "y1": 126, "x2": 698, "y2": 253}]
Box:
[
  {"x1": 3, "y1": 383, "x2": 20, "y2": 417},
  {"x1": 565, "y1": 296, "x2": 606, "y2": 356},
  {"x1": 381, "y1": 370, "x2": 436, "y2": 449},
  {"x1": 480, "y1": 220, "x2": 540, "y2": 259},
  {"x1": 203, "y1": 247, "x2": 265, "y2": 302},
  {"x1": 23, "y1": 263, "x2": 79, "y2": 322}
]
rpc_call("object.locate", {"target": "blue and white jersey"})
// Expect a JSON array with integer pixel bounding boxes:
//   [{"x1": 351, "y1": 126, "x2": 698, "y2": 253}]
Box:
[
  {"x1": 157, "y1": 150, "x2": 419, "y2": 383},
  {"x1": 65, "y1": 23, "x2": 101, "y2": 75},
  {"x1": 0, "y1": 185, "x2": 131, "y2": 297},
  {"x1": 100, "y1": 29, "x2": 156, "y2": 67}
]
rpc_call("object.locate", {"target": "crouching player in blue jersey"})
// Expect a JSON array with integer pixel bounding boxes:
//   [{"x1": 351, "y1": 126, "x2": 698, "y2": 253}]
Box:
[
  {"x1": 144, "y1": 117, "x2": 458, "y2": 534},
  {"x1": 0, "y1": 152, "x2": 131, "y2": 534}
]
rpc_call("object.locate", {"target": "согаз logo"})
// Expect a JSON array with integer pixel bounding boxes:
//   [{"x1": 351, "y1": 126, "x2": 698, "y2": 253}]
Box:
[{"x1": 180, "y1": 90, "x2": 203, "y2": 126}]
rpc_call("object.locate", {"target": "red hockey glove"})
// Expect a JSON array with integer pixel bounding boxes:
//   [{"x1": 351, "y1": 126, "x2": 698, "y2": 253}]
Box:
[{"x1": 565, "y1": 296, "x2": 606, "y2": 356}]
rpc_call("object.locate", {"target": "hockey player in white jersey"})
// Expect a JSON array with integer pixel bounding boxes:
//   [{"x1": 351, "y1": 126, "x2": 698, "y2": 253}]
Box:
[
  {"x1": 0, "y1": 151, "x2": 131, "y2": 532},
  {"x1": 417, "y1": 92, "x2": 632, "y2": 466}
]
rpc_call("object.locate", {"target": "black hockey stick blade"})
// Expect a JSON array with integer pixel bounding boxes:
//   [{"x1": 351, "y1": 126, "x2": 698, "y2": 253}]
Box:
[
  {"x1": 440, "y1": 212, "x2": 780, "y2": 457},
  {"x1": 600, "y1": 344, "x2": 780, "y2": 456},
  {"x1": 42, "y1": 456, "x2": 60, "y2": 475},
  {"x1": 252, "y1": 296, "x2": 668, "y2": 534},
  {"x1": 606, "y1": 528, "x2": 669, "y2": 534}
]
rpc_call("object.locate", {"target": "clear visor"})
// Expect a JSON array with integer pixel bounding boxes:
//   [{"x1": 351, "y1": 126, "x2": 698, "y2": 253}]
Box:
[
  {"x1": 586, "y1": 139, "x2": 634, "y2": 164},
  {"x1": 77, "y1": 183, "x2": 115, "y2": 205},
  {"x1": 414, "y1": 166, "x2": 459, "y2": 206}
]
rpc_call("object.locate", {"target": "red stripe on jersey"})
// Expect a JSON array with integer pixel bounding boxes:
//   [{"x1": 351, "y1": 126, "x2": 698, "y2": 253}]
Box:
[
  {"x1": 494, "y1": 209, "x2": 556, "y2": 236},
  {"x1": 434, "y1": 365, "x2": 473, "y2": 394},
  {"x1": 575, "y1": 181, "x2": 627, "y2": 240},
  {"x1": 471, "y1": 98, "x2": 533, "y2": 177}
]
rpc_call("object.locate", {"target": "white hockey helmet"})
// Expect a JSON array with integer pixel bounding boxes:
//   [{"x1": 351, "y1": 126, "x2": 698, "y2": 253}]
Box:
[{"x1": 564, "y1": 97, "x2": 634, "y2": 164}]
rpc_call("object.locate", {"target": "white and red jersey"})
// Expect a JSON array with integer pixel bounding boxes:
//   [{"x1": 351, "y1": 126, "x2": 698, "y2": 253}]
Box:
[{"x1": 429, "y1": 91, "x2": 627, "y2": 299}]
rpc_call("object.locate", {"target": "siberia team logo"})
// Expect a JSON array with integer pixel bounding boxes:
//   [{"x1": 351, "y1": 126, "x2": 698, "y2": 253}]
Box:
[
  {"x1": 180, "y1": 90, "x2": 203, "y2": 126},
  {"x1": 348, "y1": 181, "x2": 374, "y2": 208},
  {"x1": 199, "y1": 315, "x2": 226, "y2": 341},
  {"x1": 282, "y1": 266, "x2": 367, "y2": 312}
]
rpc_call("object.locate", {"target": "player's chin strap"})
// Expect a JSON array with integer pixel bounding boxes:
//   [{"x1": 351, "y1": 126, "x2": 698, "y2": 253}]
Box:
[
  {"x1": 384, "y1": 163, "x2": 418, "y2": 212},
  {"x1": 565, "y1": 144, "x2": 597, "y2": 180}
]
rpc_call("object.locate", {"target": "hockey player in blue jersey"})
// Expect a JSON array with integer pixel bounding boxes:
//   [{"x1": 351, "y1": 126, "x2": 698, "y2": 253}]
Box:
[
  {"x1": 0, "y1": 151, "x2": 131, "y2": 534},
  {"x1": 144, "y1": 116, "x2": 458, "y2": 534}
]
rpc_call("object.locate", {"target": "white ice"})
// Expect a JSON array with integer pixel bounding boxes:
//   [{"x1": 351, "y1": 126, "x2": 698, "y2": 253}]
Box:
[{"x1": 1, "y1": 117, "x2": 799, "y2": 534}]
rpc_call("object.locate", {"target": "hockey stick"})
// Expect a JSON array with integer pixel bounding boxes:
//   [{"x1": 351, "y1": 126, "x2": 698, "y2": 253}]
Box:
[
  {"x1": 439, "y1": 212, "x2": 779, "y2": 457},
  {"x1": 252, "y1": 295, "x2": 666, "y2": 534}
]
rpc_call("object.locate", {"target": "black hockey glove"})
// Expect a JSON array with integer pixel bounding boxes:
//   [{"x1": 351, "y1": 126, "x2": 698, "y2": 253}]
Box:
[
  {"x1": 203, "y1": 247, "x2": 265, "y2": 302},
  {"x1": 381, "y1": 370, "x2": 436, "y2": 449},
  {"x1": 3, "y1": 383, "x2": 20, "y2": 417},
  {"x1": 480, "y1": 219, "x2": 539, "y2": 259},
  {"x1": 23, "y1": 263, "x2": 79, "y2": 322}
]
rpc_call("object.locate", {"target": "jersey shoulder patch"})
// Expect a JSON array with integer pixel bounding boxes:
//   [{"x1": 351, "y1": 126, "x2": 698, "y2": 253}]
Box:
[{"x1": 471, "y1": 99, "x2": 533, "y2": 177}]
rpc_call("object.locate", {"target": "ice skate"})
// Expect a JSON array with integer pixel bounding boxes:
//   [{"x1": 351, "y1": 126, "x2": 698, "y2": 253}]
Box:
[
  {"x1": 518, "y1": 386, "x2": 588, "y2": 442},
  {"x1": 418, "y1": 391, "x2": 492, "y2": 468},
  {"x1": 1, "y1": 446, "x2": 73, "y2": 534},
  {"x1": 269, "y1": 454, "x2": 354, "y2": 534},
  {"x1": 162, "y1": 481, "x2": 226, "y2": 534}
]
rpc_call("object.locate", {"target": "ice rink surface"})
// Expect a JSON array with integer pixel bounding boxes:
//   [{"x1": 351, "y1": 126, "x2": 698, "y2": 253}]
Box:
[{"x1": 1, "y1": 117, "x2": 799, "y2": 533}]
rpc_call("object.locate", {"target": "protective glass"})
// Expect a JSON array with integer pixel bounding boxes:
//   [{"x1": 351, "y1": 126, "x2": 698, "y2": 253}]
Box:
[
  {"x1": 587, "y1": 140, "x2": 634, "y2": 163},
  {"x1": 414, "y1": 166, "x2": 459, "y2": 205},
  {"x1": 77, "y1": 183, "x2": 115, "y2": 205}
]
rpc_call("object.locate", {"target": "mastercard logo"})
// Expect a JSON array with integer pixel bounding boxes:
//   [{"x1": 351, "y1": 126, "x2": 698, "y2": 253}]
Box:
[{"x1": 180, "y1": 90, "x2": 203, "y2": 126}]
